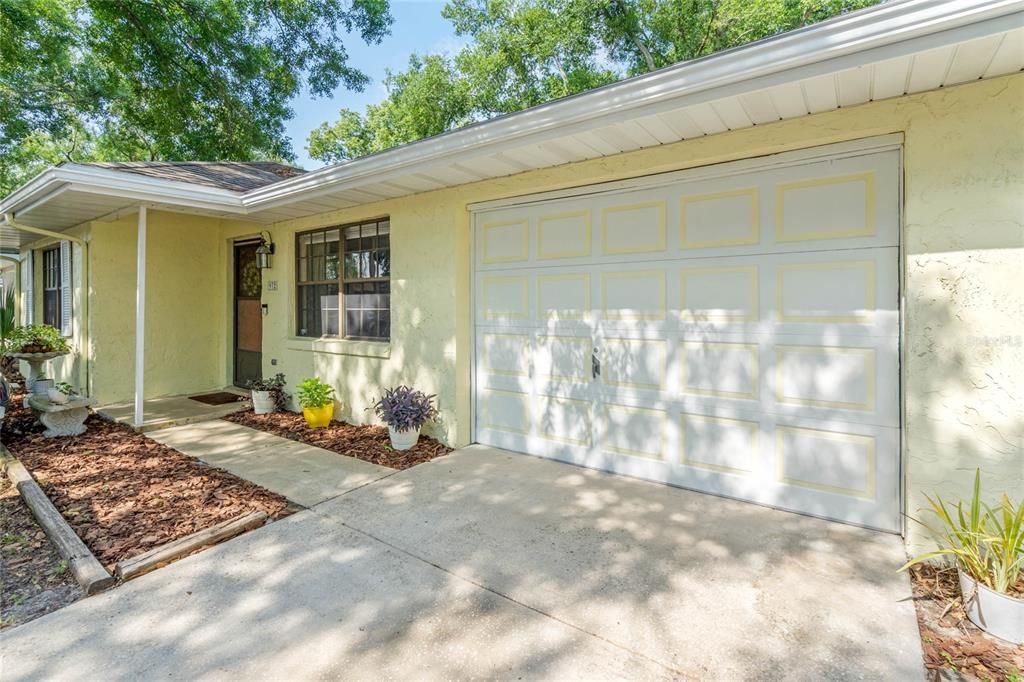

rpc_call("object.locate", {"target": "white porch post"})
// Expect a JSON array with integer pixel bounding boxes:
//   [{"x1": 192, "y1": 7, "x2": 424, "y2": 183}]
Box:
[{"x1": 133, "y1": 206, "x2": 147, "y2": 426}]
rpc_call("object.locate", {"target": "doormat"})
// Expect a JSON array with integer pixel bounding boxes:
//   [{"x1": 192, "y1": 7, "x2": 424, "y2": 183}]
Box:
[{"x1": 189, "y1": 392, "x2": 245, "y2": 406}]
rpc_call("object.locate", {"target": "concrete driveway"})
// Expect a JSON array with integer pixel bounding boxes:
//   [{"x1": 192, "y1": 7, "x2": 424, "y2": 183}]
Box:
[{"x1": 0, "y1": 446, "x2": 922, "y2": 681}]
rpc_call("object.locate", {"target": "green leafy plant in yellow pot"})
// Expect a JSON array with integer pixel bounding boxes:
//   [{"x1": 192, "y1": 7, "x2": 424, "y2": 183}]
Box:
[{"x1": 296, "y1": 377, "x2": 335, "y2": 428}]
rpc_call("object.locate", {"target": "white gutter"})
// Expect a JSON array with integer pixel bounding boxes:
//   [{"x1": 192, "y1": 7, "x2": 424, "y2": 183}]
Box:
[
  {"x1": 241, "y1": 0, "x2": 1024, "y2": 210},
  {"x1": 3, "y1": 212, "x2": 87, "y2": 246}
]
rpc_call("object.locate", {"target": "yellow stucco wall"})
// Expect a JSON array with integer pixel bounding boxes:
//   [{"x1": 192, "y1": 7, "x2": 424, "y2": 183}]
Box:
[
  {"x1": 261, "y1": 74, "x2": 1022, "y2": 550},
  {"x1": 25, "y1": 74, "x2": 1018, "y2": 549},
  {"x1": 86, "y1": 211, "x2": 238, "y2": 403}
]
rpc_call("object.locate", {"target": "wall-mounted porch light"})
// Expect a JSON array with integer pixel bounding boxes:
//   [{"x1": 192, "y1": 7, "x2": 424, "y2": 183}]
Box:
[{"x1": 256, "y1": 231, "x2": 275, "y2": 269}]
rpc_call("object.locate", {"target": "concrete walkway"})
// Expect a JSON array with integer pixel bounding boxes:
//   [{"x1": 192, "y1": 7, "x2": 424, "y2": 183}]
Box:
[
  {"x1": 149, "y1": 420, "x2": 394, "y2": 507},
  {"x1": 0, "y1": 446, "x2": 923, "y2": 681}
]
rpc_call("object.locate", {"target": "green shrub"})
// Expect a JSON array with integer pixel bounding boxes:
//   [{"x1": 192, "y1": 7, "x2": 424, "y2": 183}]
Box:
[
  {"x1": 3, "y1": 325, "x2": 70, "y2": 354},
  {"x1": 296, "y1": 377, "x2": 335, "y2": 409},
  {"x1": 901, "y1": 470, "x2": 1023, "y2": 594}
]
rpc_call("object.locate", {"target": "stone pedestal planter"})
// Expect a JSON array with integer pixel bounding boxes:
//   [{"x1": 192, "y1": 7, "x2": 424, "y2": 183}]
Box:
[
  {"x1": 959, "y1": 570, "x2": 1024, "y2": 644},
  {"x1": 388, "y1": 426, "x2": 420, "y2": 450},
  {"x1": 28, "y1": 395, "x2": 96, "y2": 437},
  {"x1": 6, "y1": 351, "x2": 68, "y2": 406}
]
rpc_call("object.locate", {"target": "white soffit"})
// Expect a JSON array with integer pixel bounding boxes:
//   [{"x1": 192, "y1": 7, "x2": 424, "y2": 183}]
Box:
[
  {"x1": 1, "y1": 0, "x2": 1022, "y2": 236},
  {"x1": 242, "y1": 0, "x2": 1024, "y2": 216}
]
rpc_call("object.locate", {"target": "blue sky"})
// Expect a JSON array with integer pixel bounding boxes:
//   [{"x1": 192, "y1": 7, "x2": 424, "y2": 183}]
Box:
[{"x1": 285, "y1": 1, "x2": 463, "y2": 170}]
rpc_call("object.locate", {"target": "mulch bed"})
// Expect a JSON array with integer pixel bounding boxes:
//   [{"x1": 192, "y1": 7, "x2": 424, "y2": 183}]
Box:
[
  {"x1": 909, "y1": 564, "x2": 1024, "y2": 681},
  {"x1": 0, "y1": 476, "x2": 82, "y2": 629},
  {"x1": 2, "y1": 395, "x2": 290, "y2": 567},
  {"x1": 224, "y1": 410, "x2": 451, "y2": 469}
]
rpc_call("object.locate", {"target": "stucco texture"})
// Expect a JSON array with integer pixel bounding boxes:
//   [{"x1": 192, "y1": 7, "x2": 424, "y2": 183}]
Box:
[
  {"x1": 23, "y1": 74, "x2": 1021, "y2": 550},
  {"x1": 86, "y1": 211, "x2": 232, "y2": 403}
]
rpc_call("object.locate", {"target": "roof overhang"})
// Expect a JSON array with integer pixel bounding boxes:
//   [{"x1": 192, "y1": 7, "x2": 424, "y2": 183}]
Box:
[{"x1": 2, "y1": 0, "x2": 1022, "y2": 244}]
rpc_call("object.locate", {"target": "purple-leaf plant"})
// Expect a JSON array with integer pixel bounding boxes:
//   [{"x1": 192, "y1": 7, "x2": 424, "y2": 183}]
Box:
[{"x1": 373, "y1": 385, "x2": 438, "y2": 432}]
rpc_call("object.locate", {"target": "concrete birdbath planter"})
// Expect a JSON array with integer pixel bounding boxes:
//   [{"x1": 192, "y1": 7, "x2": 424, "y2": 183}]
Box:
[
  {"x1": 4, "y1": 324, "x2": 73, "y2": 405},
  {"x1": 7, "y1": 351, "x2": 68, "y2": 404}
]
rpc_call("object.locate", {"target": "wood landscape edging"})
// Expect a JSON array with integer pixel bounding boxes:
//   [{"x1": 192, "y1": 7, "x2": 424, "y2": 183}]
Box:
[
  {"x1": 0, "y1": 443, "x2": 115, "y2": 595},
  {"x1": 114, "y1": 510, "x2": 268, "y2": 581}
]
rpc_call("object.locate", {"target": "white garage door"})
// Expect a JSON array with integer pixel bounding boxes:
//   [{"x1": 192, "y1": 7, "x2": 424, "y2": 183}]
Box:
[{"x1": 472, "y1": 142, "x2": 901, "y2": 532}]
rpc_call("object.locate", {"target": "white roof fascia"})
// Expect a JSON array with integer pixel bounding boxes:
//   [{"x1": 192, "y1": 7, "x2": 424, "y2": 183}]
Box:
[
  {"x1": 241, "y1": 0, "x2": 1024, "y2": 211},
  {"x1": 1, "y1": 164, "x2": 246, "y2": 219}
]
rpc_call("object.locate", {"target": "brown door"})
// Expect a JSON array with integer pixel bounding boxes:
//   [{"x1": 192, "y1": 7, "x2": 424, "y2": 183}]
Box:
[{"x1": 234, "y1": 241, "x2": 262, "y2": 387}]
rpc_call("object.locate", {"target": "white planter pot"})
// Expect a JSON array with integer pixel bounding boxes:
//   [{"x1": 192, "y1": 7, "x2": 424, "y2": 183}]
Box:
[
  {"x1": 47, "y1": 388, "x2": 69, "y2": 404},
  {"x1": 252, "y1": 390, "x2": 276, "y2": 414},
  {"x1": 33, "y1": 378, "x2": 54, "y2": 396},
  {"x1": 388, "y1": 425, "x2": 421, "y2": 450},
  {"x1": 959, "y1": 569, "x2": 1024, "y2": 644}
]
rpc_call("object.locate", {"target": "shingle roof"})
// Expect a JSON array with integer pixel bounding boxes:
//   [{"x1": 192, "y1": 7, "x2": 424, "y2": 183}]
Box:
[{"x1": 81, "y1": 161, "x2": 305, "y2": 192}]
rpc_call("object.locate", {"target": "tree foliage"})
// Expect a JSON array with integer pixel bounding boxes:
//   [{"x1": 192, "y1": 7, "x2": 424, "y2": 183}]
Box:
[
  {"x1": 309, "y1": 0, "x2": 880, "y2": 163},
  {"x1": 308, "y1": 54, "x2": 472, "y2": 164},
  {"x1": 0, "y1": 0, "x2": 393, "y2": 194}
]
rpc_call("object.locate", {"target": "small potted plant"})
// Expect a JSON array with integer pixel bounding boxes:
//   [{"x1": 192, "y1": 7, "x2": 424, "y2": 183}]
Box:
[
  {"x1": 373, "y1": 385, "x2": 438, "y2": 450},
  {"x1": 901, "y1": 470, "x2": 1023, "y2": 644},
  {"x1": 247, "y1": 373, "x2": 288, "y2": 415},
  {"x1": 33, "y1": 373, "x2": 54, "y2": 397},
  {"x1": 296, "y1": 377, "x2": 335, "y2": 428},
  {"x1": 47, "y1": 381, "x2": 75, "y2": 404}
]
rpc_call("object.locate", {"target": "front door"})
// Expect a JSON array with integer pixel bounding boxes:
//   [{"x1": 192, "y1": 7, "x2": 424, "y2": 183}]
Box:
[{"x1": 234, "y1": 241, "x2": 263, "y2": 387}]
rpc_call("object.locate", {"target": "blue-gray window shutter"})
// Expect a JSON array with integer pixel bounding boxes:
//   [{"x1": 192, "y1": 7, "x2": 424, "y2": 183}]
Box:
[
  {"x1": 60, "y1": 240, "x2": 72, "y2": 336},
  {"x1": 22, "y1": 250, "x2": 33, "y2": 325}
]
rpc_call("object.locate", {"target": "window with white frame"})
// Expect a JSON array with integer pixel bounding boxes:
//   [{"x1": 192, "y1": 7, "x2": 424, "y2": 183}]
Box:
[{"x1": 296, "y1": 218, "x2": 390, "y2": 340}]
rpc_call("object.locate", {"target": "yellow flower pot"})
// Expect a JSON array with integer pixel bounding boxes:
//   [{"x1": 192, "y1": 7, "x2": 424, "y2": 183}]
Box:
[{"x1": 302, "y1": 403, "x2": 334, "y2": 429}]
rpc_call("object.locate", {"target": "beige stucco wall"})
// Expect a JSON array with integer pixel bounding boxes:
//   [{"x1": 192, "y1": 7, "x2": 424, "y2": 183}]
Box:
[
  {"x1": 262, "y1": 74, "x2": 1022, "y2": 549},
  {"x1": 26, "y1": 74, "x2": 1019, "y2": 549},
  {"x1": 86, "y1": 211, "x2": 243, "y2": 403}
]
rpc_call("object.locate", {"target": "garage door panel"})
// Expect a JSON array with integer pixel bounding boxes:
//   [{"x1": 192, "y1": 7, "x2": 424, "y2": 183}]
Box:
[
  {"x1": 601, "y1": 270, "x2": 667, "y2": 320},
  {"x1": 538, "y1": 396, "x2": 592, "y2": 447},
  {"x1": 777, "y1": 261, "x2": 876, "y2": 324},
  {"x1": 680, "y1": 187, "x2": 760, "y2": 249},
  {"x1": 776, "y1": 425, "x2": 875, "y2": 499},
  {"x1": 602, "y1": 404, "x2": 666, "y2": 460},
  {"x1": 537, "y1": 273, "x2": 591, "y2": 320},
  {"x1": 681, "y1": 341, "x2": 760, "y2": 400},
  {"x1": 601, "y1": 200, "x2": 668, "y2": 255},
  {"x1": 775, "y1": 345, "x2": 875, "y2": 412},
  {"x1": 680, "y1": 413, "x2": 760, "y2": 476},
  {"x1": 479, "y1": 274, "x2": 531, "y2": 321},
  {"x1": 537, "y1": 210, "x2": 592, "y2": 260},
  {"x1": 480, "y1": 389, "x2": 531, "y2": 436},
  {"x1": 767, "y1": 334, "x2": 898, "y2": 428},
  {"x1": 481, "y1": 219, "x2": 530, "y2": 264},
  {"x1": 480, "y1": 332, "x2": 531, "y2": 379},
  {"x1": 680, "y1": 265, "x2": 760, "y2": 322},
  {"x1": 474, "y1": 144, "x2": 901, "y2": 533},
  {"x1": 535, "y1": 335, "x2": 592, "y2": 385},
  {"x1": 601, "y1": 337, "x2": 667, "y2": 391},
  {"x1": 772, "y1": 247, "x2": 898, "y2": 334}
]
